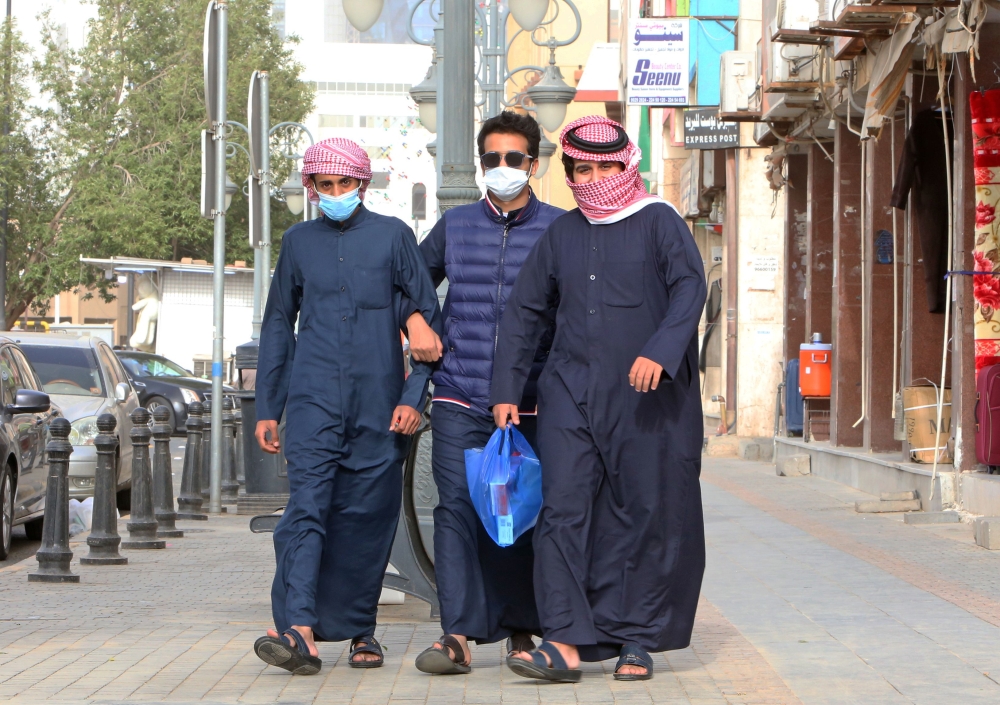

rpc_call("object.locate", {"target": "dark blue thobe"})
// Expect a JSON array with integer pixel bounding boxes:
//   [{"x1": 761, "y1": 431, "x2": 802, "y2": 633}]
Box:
[
  {"x1": 256, "y1": 205, "x2": 441, "y2": 643},
  {"x1": 490, "y1": 203, "x2": 707, "y2": 662}
]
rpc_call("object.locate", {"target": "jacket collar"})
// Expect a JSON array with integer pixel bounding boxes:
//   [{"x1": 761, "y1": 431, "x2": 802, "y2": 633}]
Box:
[
  {"x1": 481, "y1": 188, "x2": 539, "y2": 226},
  {"x1": 321, "y1": 203, "x2": 369, "y2": 231}
]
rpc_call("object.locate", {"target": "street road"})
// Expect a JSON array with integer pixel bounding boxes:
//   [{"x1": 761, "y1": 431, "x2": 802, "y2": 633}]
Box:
[{"x1": 2, "y1": 455, "x2": 999, "y2": 703}]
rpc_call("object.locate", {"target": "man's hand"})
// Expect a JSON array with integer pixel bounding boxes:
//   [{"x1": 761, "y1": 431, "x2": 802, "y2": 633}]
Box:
[
  {"x1": 256, "y1": 420, "x2": 280, "y2": 454},
  {"x1": 493, "y1": 404, "x2": 520, "y2": 430},
  {"x1": 629, "y1": 356, "x2": 665, "y2": 392},
  {"x1": 389, "y1": 405, "x2": 422, "y2": 435},
  {"x1": 406, "y1": 311, "x2": 443, "y2": 362}
]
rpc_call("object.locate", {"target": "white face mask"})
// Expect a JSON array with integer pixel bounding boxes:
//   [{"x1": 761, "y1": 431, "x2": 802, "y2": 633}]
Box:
[{"x1": 483, "y1": 166, "x2": 530, "y2": 202}]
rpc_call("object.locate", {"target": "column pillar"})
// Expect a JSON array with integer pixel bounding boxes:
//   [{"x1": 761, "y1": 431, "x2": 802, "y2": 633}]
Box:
[
  {"x1": 436, "y1": 0, "x2": 480, "y2": 212},
  {"x1": 806, "y1": 144, "x2": 834, "y2": 343},
  {"x1": 864, "y1": 125, "x2": 903, "y2": 452},
  {"x1": 831, "y1": 123, "x2": 864, "y2": 447},
  {"x1": 784, "y1": 153, "x2": 808, "y2": 364}
]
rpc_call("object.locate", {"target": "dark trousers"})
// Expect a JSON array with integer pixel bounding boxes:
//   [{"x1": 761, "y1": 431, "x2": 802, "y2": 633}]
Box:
[
  {"x1": 430, "y1": 402, "x2": 540, "y2": 643},
  {"x1": 271, "y1": 449, "x2": 400, "y2": 643}
]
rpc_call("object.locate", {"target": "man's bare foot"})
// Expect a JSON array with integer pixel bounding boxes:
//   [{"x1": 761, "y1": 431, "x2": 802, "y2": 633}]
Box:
[
  {"x1": 512, "y1": 641, "x2": 579, "y2": 669},
  {"x1": 430, "y1": 634, "x2": 470, "y2": 666},
  {"x1": 267, "y1": 626, "x2": 318, "y2": 658},
  {"x1": 616, "y1": 662, "x2": 648, "y2": 676}
]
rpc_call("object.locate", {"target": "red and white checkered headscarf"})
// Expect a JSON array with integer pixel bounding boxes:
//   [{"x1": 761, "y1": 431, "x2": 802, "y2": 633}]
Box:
[
  {"x1": 301, "y1": 138, "x2": 373, "y2": 204},
  {"x1": 560, "y1": 115, "x2": 664, "y2": 225}
]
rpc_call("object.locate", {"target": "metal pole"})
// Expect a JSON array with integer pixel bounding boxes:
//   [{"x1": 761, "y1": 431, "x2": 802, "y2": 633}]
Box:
[
  {"x1": 260, "y1": 72, "x2": 271, "y2": 303},
  {"x1": 437, "y1": 0, "x2": 479, "y2": 213},
  {"x1": 209, "y1": 1, "x2": 228, "y2": 514},
  {"x1": 486, "y1": 1, "x2": 499, "y2": 118},
  {"x1": 0, "y1": 0, "x2": 11, "y2": 331},
  {"x1": 125, "y1": 273, "x2": 135, "y2": 344}
]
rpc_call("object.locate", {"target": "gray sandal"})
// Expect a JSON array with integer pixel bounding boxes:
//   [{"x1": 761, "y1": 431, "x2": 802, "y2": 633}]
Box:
[
  {"x1": 253, "y1": 628, "x2": 322, "y2": 675},
  {"x1": 415, "y1": 634, "x2": 472, "y2": 674}
]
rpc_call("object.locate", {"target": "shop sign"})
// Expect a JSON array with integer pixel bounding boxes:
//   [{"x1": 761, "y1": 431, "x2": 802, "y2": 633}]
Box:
[
  {"x1": 626, "y1": 19, "x2": 690, "y2": 106},
  {"x1": 683, "y1": 108, "x2": 739, "y2": 149}
]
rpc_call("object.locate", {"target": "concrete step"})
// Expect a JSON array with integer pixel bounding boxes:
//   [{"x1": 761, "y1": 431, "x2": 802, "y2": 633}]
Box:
[
  {"x1": 903, "y1": 511, "x2": 961, "y2": 525},
  {"x1": 855, "y1": 499, "x2": 922, "y2": 513},
  {"x1": 881, "y1": 491, "x2": 917, "y2": 501}
]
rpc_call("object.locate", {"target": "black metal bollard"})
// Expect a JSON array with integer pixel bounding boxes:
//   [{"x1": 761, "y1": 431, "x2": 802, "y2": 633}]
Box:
[
  {"x1": 221, "y1": 396, "x2": 239, "y2": 503},
  {"x1": 29, "y1": 418, "x2": 79, "y2": 583},
  {"x1": 200, "y1": 399, "x2": 212, "y2": 502},
  {"x1": 176, "y1": 402, "x2": 207, "y2": 520},
  {"x1": 151, "y1": 407, "x2": 183, "y2": 538},
  {"x1": 234, "y1": 402, "x2": 245, "y2": 497},
  {"x1": 81, "y1": 414, "x2": 126, "y2": 565},
  {"x1": 121, "y1": 408, "x2": 165, "y2": 549}
]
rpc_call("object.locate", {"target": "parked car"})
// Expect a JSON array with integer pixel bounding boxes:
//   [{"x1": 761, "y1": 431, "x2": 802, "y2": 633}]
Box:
[
  {"x1": 0, "y1": 336, "x2": 56, "y2": 560},
  {"x1": 13, "y1": 332, "x2": 138, "y2": 510},
  {"x1": 115, "y1": 351, "x2": 235, "y2": 434}
]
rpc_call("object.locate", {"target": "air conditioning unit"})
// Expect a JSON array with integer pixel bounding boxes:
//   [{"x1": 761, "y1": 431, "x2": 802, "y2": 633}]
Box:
[
  {"x1": 777, "y1": 0, "x2": 820, "y2": 29},
  {"x1": 762, "y1": 92, "x2": 820, "y2": 121},
  {"x1": 769, "y1": 42, "x2": 820, "y2": 86},
  {"x1": 720, "y1": 51, "x2": 757, "y2": 114}
]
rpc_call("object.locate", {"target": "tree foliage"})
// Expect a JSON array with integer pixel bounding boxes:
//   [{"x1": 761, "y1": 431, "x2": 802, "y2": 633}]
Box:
[{"x1": 2, "y1": 0, "x2": 312, "y2": 327}]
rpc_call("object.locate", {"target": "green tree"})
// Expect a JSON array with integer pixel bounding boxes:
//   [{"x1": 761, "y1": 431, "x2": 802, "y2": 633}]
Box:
[{"x1": 10, "y1": 0, "x2": 312, "y2": 327}]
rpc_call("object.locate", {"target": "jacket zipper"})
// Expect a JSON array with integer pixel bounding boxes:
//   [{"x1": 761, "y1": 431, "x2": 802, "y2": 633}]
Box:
[{"x1": 493, "y1": 221, "x2": 511, "y2": 354}]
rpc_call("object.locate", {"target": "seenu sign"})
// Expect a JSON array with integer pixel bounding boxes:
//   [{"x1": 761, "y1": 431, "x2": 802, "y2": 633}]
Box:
[
  {"x1": 627, "y1": 19, "x2": 690, "y2": 106},
  {"x1": 683, "y1": 109, "x2": 739, "y2": 149}
]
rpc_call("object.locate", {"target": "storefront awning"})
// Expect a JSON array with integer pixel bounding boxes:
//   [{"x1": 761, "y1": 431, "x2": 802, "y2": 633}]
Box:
[{"x1": 575, "y1": 43, "x2": 621, "y2": 102}]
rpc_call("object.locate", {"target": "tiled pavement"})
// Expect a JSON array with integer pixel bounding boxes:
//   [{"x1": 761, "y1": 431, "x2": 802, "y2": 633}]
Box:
[{"x1": 2, "y1": 456, "x2": 999, "y2": 704}]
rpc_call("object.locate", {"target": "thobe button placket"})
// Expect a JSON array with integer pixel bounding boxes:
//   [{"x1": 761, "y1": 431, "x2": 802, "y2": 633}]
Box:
[
  {"x1": 342, "y1": 316, "x2": 347, "y2": 322},
  {"x1": 341, "y1": 286, "x2": 345, "y2": 292},
  {"x1": 339, "y1": 257, "x2": 344, "y2": 262},
  {"x1": 590, "y1": 275, "x2": 596, "y2": 281},
  {"x1": 589, "y1": 309, "x2": 596, "y2": 315}
]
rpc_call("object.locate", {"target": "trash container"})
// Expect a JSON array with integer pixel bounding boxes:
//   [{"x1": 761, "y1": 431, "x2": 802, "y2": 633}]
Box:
[{"x1": 234, "y1": 339, "x2": 289, "y2": 515}]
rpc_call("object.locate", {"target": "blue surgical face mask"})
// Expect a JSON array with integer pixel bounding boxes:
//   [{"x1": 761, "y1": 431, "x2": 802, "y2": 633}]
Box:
[{"x1": 317, "y1": 188, "x2": 361, "y2": 221}]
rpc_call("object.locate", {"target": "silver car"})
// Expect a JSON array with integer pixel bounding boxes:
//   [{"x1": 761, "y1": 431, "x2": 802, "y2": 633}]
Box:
[{"x1": 12, "y1": 333, "x2": 139, "y2": 504}]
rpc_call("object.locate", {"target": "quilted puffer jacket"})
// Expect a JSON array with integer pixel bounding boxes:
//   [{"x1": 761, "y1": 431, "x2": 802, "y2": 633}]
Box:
[{"x1": 417, "y1": 191, "x2": 564, "y2": 415}]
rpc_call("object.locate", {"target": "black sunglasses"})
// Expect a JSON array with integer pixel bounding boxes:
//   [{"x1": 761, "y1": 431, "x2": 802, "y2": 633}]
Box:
[{"x1": 480, "y1": 151, "x2": 533, "y2": 169}]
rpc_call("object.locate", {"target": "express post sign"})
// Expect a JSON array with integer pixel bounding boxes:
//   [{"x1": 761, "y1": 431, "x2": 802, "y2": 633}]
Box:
[{"x1": 683, "y1": 108, "x2": 740, "y2": 149}]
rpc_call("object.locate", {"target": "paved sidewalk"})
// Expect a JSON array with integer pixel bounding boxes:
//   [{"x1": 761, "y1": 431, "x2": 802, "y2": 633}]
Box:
[{"x1": 1, "y1": 457, "x2": 999, "y2": 704}]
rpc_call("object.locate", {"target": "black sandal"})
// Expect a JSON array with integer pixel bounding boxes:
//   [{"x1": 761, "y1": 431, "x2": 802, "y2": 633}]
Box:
[
  {"x1": 613, "y1": 643, "x2": 653, "y2": 681},
  {"x1": 253, "y1": 628, "x2": 322, "y2": 675},
  {"x1": 505, "y1": 632, "x2": 536, "y2": 657},
  {"x1": 348, "y1": 634, "x2": 384, "y2": 669},
  {"x1": 506, "y1": 641, "x2": 582, "y2": 683},
  {"x1": 415, "y1": 634, "x2": 472, "y2": 674}
]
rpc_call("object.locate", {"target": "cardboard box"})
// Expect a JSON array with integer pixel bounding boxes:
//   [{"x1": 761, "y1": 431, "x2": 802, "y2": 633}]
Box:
[{"x1": 903, "y1": 386, "x2": 952, "y2": 464}]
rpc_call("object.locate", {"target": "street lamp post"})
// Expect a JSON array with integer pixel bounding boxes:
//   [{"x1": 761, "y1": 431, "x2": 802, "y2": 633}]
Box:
[{"x1": 437, "y1": 0, "x2": 480, "y2": 212}]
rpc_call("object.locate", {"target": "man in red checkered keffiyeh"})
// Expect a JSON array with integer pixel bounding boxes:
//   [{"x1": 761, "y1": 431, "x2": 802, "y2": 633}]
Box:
[
  {"x1": 301, "y1": 138, "x2": 373, "y2": 205},
  {"x1": 491, "y1": 114, "x2": 707, "y2": 681},
  {"x1": 559, "y1": 115, "x2": 671, "y2": 225}
]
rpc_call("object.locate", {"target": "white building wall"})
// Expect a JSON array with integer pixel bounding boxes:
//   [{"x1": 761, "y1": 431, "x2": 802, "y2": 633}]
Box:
[{"x1": 155, "y1": 270, "x2": 254, "y2": 375}]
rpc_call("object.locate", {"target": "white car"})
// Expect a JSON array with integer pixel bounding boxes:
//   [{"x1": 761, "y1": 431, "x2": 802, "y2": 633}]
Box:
[{"x1": 13, "y1": 332, "x2": 140, "y2": 508}]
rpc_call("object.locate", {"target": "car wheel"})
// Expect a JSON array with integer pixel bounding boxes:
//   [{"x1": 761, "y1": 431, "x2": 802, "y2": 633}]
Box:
[
  {"x1": 24, "y1": 516, "x2": 43, "y2": 541},
  {"x1": 0, "y1": 465, "x2": 13, "y2": 560},
  {"x1": 146, "y1": 396, "x2": 175, "y2": 431}
]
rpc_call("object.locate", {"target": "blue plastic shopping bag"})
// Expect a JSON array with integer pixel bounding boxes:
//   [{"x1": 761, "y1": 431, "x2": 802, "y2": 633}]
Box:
[{"x1": 465, "y1": 426, "x2": 542, "y2": 547}]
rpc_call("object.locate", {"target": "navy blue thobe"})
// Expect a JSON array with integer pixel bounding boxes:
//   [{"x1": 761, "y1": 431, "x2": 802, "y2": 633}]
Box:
[
  {"x1": 490, "y1": 203, "x2": 707, "y2": 662},
  {"x1": 256, "y1": 204, "x2": 441, "y2": 643}
]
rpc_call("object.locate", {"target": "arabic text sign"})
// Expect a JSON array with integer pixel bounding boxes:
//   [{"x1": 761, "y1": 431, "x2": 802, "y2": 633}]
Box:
[
  {"x1": 627, "y1": 19, "x2": 690, "y2": 106},
  {"x1": 683, "y1": 108, "x2": 739, "y2": 149}
]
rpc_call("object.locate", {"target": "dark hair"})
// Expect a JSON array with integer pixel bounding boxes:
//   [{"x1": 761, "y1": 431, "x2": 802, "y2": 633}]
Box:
[
  {"x1": 477, "y1": 111, "x2": 541, "y2": 159},
  {"x1": 562, "y1": 153, "x2": 576, "y2": 180}
]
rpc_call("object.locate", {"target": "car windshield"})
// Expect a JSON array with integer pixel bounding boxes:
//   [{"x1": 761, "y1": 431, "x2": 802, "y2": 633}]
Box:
[
  {"x1": 119, "y1": 355, "x2": 190, "y2": 378},
  {"x1": 19, "y1": 345, "x2": 106, "y2": 397}
]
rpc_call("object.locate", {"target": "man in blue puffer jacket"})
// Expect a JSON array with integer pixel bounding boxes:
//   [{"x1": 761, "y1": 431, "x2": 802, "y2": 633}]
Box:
[{"x1": 403, "y1": 112, "x2": 564, "y2": 675}]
